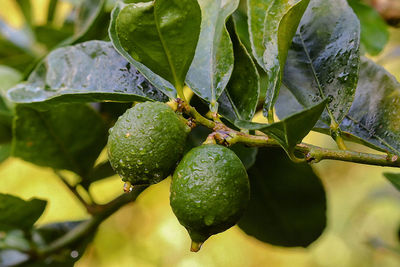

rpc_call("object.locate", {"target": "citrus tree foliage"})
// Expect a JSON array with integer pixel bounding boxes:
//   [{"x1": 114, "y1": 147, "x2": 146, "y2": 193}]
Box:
[{"x1": 0, "y1": 0, "x2": 399, "y2": 265}]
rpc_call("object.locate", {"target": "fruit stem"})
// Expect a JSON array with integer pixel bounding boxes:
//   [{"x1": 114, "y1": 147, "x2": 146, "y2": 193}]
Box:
[{"x1": 190, "y1": 241, "x2": 203, "y2": 252}]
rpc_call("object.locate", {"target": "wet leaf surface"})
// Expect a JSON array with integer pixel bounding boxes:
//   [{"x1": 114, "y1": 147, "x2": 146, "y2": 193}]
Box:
[
  {"x1": 283, "y1": 0, "x2": 360, "y2": 125},
  {"x1": 7, "y1": 41, "x2": 168, "y2": 108}
]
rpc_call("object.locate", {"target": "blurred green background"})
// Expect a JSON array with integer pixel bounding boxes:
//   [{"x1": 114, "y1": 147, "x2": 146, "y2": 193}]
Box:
[{"x1": 0, "y1": 0, "x2": 400, "y2": 266}]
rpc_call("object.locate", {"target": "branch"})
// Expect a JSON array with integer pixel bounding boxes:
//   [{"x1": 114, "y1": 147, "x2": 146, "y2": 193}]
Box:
[
  {"x1": 55, "y1": 171, "x2": 92, "y2": 210},
  {"x1": 36, "y1": 185, "x2": 148, "y2": 257},
  {"x1": 180, "y1": 100, "x2": 400, "y2": 168}
]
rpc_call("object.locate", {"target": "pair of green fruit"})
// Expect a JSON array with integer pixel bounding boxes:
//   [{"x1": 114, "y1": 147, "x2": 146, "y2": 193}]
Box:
[{"x1": 107, "y1": 102, "x2": 250, "y2": 251}]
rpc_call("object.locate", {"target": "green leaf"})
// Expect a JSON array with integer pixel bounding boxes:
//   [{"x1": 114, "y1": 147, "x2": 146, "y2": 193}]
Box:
[
  {"x1": 218, "y1": 18, "x2": 259, "y2": 124},
  {"x1": 337, "y1": 58, "x2": 400, "y2": 155},
  {"x1": 248, "y1": 0, "x2": 310, "y2": 117},
  {"x1": 235, "y1": 99, "x2": 326, "y2": 158},
  {"x1": 109, "y1": 3, "x2": 175, "y2": 98},
  {"x1": 383, "y1": 173, "x2": 400, "y2": 191},
  {"x1": 230, "y1": 144, "x2": 258, "y2": 170},
  {"x1": 0, "y1": 193, "x2": 46, "y2": 231},
  {"x1": 232, "y1": 8, "x2": 251, "y2": 53},
  {"x1": 12, "y1": 104, "x2": 108, "y2": 177},
  {"x1": 186, "y1": 0, "x2": 239, "y2": 111},
  {"x1": 238, "y1": 147, "x2": 327, "y2": 247},
  {"x1": 283, "y1": 0, "x2": 360, "y2": 126},
  {"x1": 348, "y1": 0, "x2": 389, "y2": 56},
  {"x1": 114, "y1": 0, "x2": 201, "y2": 97},
  {"x1": 7, "y1": 41, "x2": 168, "y2": 108}
]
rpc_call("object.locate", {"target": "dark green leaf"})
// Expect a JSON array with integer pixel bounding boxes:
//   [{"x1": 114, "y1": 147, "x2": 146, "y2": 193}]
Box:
[
  {"x1": 383, "y1": 173, "x2": 400, "y2": 191},
  {"x1": 232, "y1": 8, "x2": 251, "y2": 52},
  {"x1": 238, "y1": 147, "x2": 327, "y2": 247},
  {"x1": 115, "y1": 0, "x2": 201, "y2": 97},
  {"x1": 109, "y1": 2, "x2": 176, "y2": 98},
  {"x1": 337, "y1": 58, "x2": 400, "y2": 154},
  {"x1": 236, "y1": 100, "x2": 326, "y2": 157},
  {"x1": 7, "y1": 41, "x2": 167, "y2": 108},
  {"x1": 218, "y1": 19, "x2": 259, "y2": 124},
  {"x1": 278, "y1": 58, "x2": 400, "y2": 154},
  {"x1": 186, "y1": 0, "x2": 239, "y2": 111},
  {"x1": 348, "y1": 0, "x2": 389, "y2": 56},
  {"x1": 34, "y1": 25, "x2": 73, "y2": 50},
  {"x1": 283, "y1": 0, "x2": 360, "y2": 125},
  {"x1": 230, "y1": 144, "x2": 258, "y2": 170},
  {"x1": 0, "y1": 193, "x2": 46, "y2": 231},
  {"x1": 248, "y1": 0, "x2": 310, "y2": 116},
  {"x1": 12, "y1": 104, "x2": 108, "y2": 177}
]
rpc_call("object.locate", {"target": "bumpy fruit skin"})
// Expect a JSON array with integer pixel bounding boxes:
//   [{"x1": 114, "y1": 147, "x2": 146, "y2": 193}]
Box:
[
  {"x1": 108, "y1": 102, "x2": 190, "y2": 185},
  {"x1": 170, "y1": 144, "x2": 250, "y2": 245}
]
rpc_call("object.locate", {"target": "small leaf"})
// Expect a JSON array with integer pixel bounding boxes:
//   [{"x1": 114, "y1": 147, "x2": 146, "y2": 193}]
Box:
[
  {"x1": 7, "y1": 41, "x2": 168, "y2": 108},
  {"x1": 383, "y1": 173, "x2": 400, "y2": 191},
  {"x1": 186, "y1": 0, "x2": 239, "y2": 110},
  {"x1": 348, "y1": 0, "x2": 389, "y2": 56},
  {"x1": 283, "y1": 0, "x2": 360, "y2": 125},
  {"x1": 115, "y1": 0, "x2": 201, "y2": 97},
  {"x1": 238, "y1": 147, "x2": 327, "y2": 247},
  {"x1": 248, "y1": 0, "x2": 310, "y2": 116},
  {"x1": 218, "y1": 18, "x2": 260, "y2": 124},
  {"x1": 0, "y1": 193, "x2": 46, "y2": 231},
  {"x1": 236, "y1": 99, "x2": 326, "y2": 157},
  {"x1": 12, "y1": 104, "x2": 108, "y2": 177}
]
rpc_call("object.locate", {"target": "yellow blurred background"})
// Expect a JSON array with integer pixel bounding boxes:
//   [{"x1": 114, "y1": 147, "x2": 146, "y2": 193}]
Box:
[{"x1": 0, "y1": 0, "x2": 400, "y2": 266}]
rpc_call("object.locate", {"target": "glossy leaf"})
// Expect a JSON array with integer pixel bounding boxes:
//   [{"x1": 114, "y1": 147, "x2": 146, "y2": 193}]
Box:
[
  {"x1": 383, "y1": 173, "x2": 400, "y2": 192},
  {"x1": 348, "y1": 0, "x2": 389, "y2": 56},
  {"x1": 337, "y1": 58, "x2": 400, "y2": 155},
  {"x1": 109, "y1": 2, "x2": 176, "y2": 98},
  {"x1": 283, "y1": 0, "x2": 360, "y2": 125},
  {"x1": 186, "y1": 0, "x2": 239, "y2": 111},
  {"x1": 7, "y1": 41, "x2": 168, "y2": 108},
  {"x1": 230, "y1": 144, "x2": 258, "y2": 170},
  {"x1": 12, "y1": 104, "x2": 108, "y2": 177},
  {"x1": 0, "y1": 193, "x2": 46, "y2": 231},
  {"x1": 115, "y1": 0, "x2": 201, "y2": 97},
  {"x1": 218, "y1": 19, "x2": 259, "y2": 124},
  {"x1": 236, "y1": 99, "x2": 326, "y2": 157},
  {"x1": 238, "y1": 147, "x2": 326, "y2": 247},
  {"x1": 248, "y1": 0, "x2": 310, "y2": 116}
]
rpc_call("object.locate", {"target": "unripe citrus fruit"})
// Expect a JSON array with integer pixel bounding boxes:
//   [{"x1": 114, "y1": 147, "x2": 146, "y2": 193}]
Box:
[
  {"x1": 170, "y1": 144, "x2": 250, "y2": 251},
  {"x1": 108, "y1": 102, "x2": 190, "y2": 185}
]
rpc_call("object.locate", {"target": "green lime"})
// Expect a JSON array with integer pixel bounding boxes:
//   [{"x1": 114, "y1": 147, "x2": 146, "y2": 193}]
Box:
[
  {"x1": 170, "y1": 144, "x2": 250, "y2": 251},
  {"x1": 108, "y1": 102, "x2": 190, "y2": 185}
]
